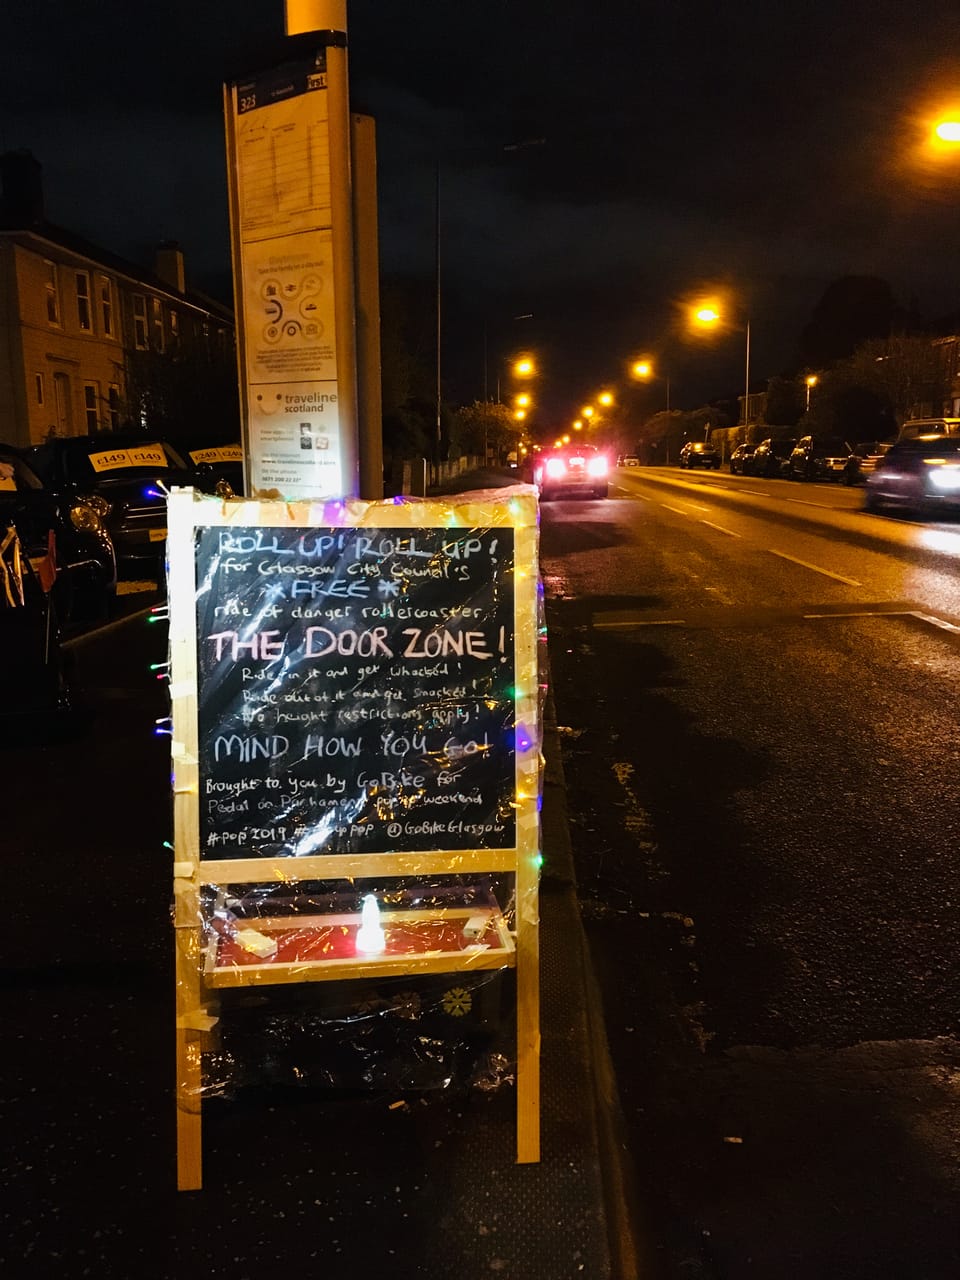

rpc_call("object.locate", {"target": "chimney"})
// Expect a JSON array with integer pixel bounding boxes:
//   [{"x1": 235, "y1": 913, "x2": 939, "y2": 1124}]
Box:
[
  {"x1": 0, "y1": 150, "x2": 44, "y2": 226},
  {"x1": 154, "y1": 240, "x2": 186, "y2": 293}
]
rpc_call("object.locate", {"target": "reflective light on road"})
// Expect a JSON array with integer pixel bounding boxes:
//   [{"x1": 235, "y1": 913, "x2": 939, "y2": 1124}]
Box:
[{"x1": 918, "y1": 529, "x2": 960, "y2": 556}]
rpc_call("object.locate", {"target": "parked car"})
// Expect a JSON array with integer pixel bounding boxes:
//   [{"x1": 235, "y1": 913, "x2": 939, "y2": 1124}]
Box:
[
  {"x1": 751, "y1": 437, "x2": 797, "y2": 479},
  {"x1": 729, "y1": 444, "x2": 758, "y2": 475},
  {"x1": 0, "y1": 444, "x2": 116, "y2": 622},
  {"x1": 26, "y1": 435, "x2": 194, "y2": 575},
  {"x1": 787, "y1": 436, "x2": 857, "y2": 482},
  {"x1": 864, "y1": 434, "x2": 960, "y2": 516},
  {"x1": 848, "y1": 440, "x2": 894, "y2": 482},
  {"x1": 0, "y1": 525, "x2": 73, "y2": 723},
  {"x1": 187, "y1": 443, "x2": 244, "y2": 496},
  {"x1": 679, "y1": 441, "x2": 721, "y2": 470},
  {"x1": 534, "y1": 443, "x2": 610, "y2": 500},
  {"x1": 897, "y1": 418, "x2": 960, "y2": 440}
]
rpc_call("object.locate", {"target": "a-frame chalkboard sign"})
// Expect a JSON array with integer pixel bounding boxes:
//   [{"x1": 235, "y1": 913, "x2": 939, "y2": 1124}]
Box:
[{"x1": 167, "y1": 485, "x2": 541, "y2": 1190}]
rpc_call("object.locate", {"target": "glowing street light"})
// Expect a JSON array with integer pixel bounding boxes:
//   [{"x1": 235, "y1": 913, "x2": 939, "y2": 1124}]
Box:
[
  {"x1": 582, "y1": 405, "x2": 595, "y2": 418},
  {"x1": 934, "y1": 119, "x2": 960, "y2": 142},
  {"x1": 632, "y1": 357, "x2": 670, "y2": 410},
  {"x1": 515, "y1": 392, "x2": 531, "y2": 408},
  {"x1": 692, "y1": 302, "x2": 752, "y2": 427},
  {"x1": 515, "y1": 409, "x2": 526, "y2": 420},
  {"x1": 572, "y1": 418, "x2": 583, "y2": 430},
  {"x1": 598, "y1": 391, "x2": 614, "y2": 407},
  {"x1": 805, "y1": 374, "x2": 818, "y2": 411},
  {"x1": 514, "y1": 357, "x2": 535, "y2": 377}
]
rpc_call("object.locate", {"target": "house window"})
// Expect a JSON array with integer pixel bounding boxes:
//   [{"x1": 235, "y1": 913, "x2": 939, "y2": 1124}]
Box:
[
  {"x1": 133, "y1": 295, "x2": 148, "y2": 349},
  {"x1": 169, "y1": 310, "x2": 180, "y2": 348},
  {"x1": 44, "y1": 260, "x2": 61, "y2": 326},
  {"x1": 83, "y1": 382, "x2": 100, "y2": 433},
  {"x1": 98, "y1": 275, "x2": 115, "y2": 337},
  {"x1": 35, "y1": 373, "x2": 45, "y2": 406},
  {"x1": 108, "y1": 383, "x2": 121, "y2": 431},
  {"x1": 76, "y1": 271, "x2": 92, "y2": 331},
  {"x1": 53, "y1": 372, "x2": 71, "y2": 434},
  {"x1": 151, "y1": 297, "x2": 165, "y2": 353}
]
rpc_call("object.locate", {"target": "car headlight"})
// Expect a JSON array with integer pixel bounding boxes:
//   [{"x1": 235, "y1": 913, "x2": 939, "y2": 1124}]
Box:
[
  {"x1": 83, "y1": 493, "x2": 112, "y2": 518},
  {"x1": 70, "y1": 500, "x2": 105, "y2": 533},
  {"x1": 926, "y1": 462, "x2": 960, "y2": 491}
]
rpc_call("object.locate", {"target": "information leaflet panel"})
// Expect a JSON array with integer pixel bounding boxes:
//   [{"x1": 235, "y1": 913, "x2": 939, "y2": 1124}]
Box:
[{"x1": 196, "y1": 524, "x2": 516, "y2": 859}]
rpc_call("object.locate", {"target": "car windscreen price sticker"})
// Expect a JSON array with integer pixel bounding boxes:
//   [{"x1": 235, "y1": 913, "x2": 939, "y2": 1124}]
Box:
[{"x1": 195, "y1": 525, "x2": 517, "y2": 858}]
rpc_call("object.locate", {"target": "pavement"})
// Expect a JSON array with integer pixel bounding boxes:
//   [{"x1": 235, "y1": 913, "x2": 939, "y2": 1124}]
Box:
[{"x1": 1, "y1": 469, "x2": 638, "y2": 1279}]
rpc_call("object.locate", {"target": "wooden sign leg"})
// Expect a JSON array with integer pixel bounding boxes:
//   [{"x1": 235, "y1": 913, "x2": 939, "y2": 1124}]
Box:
[
  {"x1": 515, "y1": 859, "x2": 541, "y2": 1163},
  {"x1": 175, "y1": 914, "x2": 204, "y2": 1190}
]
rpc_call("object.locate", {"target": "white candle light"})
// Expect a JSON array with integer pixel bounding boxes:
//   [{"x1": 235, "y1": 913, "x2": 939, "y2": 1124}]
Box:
[{"x1": 355, "y1": 893, "x2": 386, "y2": 954}]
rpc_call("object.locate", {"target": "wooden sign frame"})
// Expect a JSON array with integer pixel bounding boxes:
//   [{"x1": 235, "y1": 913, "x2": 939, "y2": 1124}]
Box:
[{"x1": 167, "y1": 486, "x2": 541, "y2": 1189}]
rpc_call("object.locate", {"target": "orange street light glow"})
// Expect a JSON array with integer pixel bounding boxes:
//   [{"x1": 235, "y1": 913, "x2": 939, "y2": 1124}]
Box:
[
  {"x1": 515, "y1": 393, "x2": 531, "y2": 407},
  {"x1": 806, "y1": 375, "x2": 818, "y2": 388},
  {"x1": 514, "y1": 358, "x2": 535, "y2": 376},
  {"x1": 934, "y1": 121, "x2": 960, "y2": 142},
  {"x1": 573, "y1": 419, "x2": 583, "y2": 429},
  {"x1": 695, "y1": 306, "x2": 720, "y2": 324},
  {"x1": 515, "y1": 409, "x2": 526, "y2": 420},
  {"x1": 632, "y1": 361, "x2": 652, "y2": 378},
  {"x1": 598, "y1": 391, "x2": 614, "y2": 407},
  {"x1": 562, "y1": 434, "x2": 570, "y2": 443},
  {"x1": 582, "y1": 406, "x2": 594, "y2": 417}
]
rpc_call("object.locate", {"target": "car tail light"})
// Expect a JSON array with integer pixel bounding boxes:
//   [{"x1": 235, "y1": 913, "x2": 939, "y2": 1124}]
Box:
[
  {"x1": 545, "y1": 458, "x2": 566, "y2": 479},
  {"x1": 587, "y1": 456, "x2": 608, "y2": 477}
]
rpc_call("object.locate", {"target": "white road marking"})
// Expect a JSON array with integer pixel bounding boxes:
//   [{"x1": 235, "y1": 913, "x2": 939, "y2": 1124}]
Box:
[
  {"x1": 661, "y1": 504, "x2": 691, "y2": 516},
  {"x1": 699, "y1": 519, "x2": 742, "y2": 537},
  {"x1": 767, "y1": 549, "x2": 861, "y2": 585},
  {"x1": 783, "y1": 496, "x2": 844, "y2": 509},
  {"x1": 594, "y1": 617, "x2": 686, "y2": 628},
  {"x1": 910, "y1": 611, "x2": 960, "y2": 634}
]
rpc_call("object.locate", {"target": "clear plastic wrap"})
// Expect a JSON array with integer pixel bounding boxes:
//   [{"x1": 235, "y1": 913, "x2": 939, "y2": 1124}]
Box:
[{"x1": 166, "y1": 486, "x2": 543, "y2": 1185}]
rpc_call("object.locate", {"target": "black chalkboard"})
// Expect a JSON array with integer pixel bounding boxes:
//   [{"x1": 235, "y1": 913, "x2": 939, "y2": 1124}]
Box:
[{"x1": 195, "y1": 525, "x2": 517, "y2": 859}]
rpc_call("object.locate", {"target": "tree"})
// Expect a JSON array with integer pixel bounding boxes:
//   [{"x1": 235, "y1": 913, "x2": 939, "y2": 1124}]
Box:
[
  {"x1": 799, "y1": 276, "x2": 904, "y2": 368},
  {"x1": 764, "y1": 375, "x2": 804, "y2": 427},
  {"x1": 799, "y1": 334, "x2": 949, "y2": 441},
  {"x1": 451, "y1": 400, "x2": 519, "y2": 462},
  {"x1": 125, "y1": 342, "x2": 239, "y2": 447}
]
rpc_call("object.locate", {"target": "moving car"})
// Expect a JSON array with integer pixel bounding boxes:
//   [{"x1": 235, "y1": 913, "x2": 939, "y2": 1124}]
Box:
[
  {"x1": 0, "y1": 444, "x2": 116, "y2": 622},
  {"x1": 26, "y1": 434, "x2": 194, "y2": 574},
  {"x1": 679, "y1": 441, "x2": 721, "y2": 469},
  {"x1": 751, "y1": 437, "x2": 797, "y2": 479},
  {"x1": 729, "y1": 443, "x2": 758, "y2": 475},
  {"x1": 620, "y1": 455, "x2": 640, "y2": 468},
  {"x1": 787, "y1": 436, "x2": 856, "y2": 482},
  {"x1": 534, "y1": 443, "x2": 610, "y2": 500},
  {"x1": 864, "y1": 434, "x2": 960, "y2": 515}
]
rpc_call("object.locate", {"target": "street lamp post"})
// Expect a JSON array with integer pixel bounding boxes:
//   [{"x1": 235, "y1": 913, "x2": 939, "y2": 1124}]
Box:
[
  {"x1": 805, "y1": 374, "x2": 818, "y2": 412},
  {"x1": 692, "y1": 305, "x2": 751, "y2": 427}
]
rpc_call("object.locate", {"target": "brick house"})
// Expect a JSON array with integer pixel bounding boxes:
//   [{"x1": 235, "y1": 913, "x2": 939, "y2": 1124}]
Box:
[{"x1": 0, "y1": 150, "x2": 234, "y2": 449}]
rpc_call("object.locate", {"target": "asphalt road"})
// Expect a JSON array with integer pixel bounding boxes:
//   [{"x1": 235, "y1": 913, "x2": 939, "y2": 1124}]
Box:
[{"x1": 542, "y1": 465, "x2": 960, "y2": 1279}]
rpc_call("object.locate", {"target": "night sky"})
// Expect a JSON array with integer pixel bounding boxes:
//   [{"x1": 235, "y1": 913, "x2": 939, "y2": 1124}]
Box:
[{"x1": 4, "y1": 0, "x2": 960, "y2": 419}]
